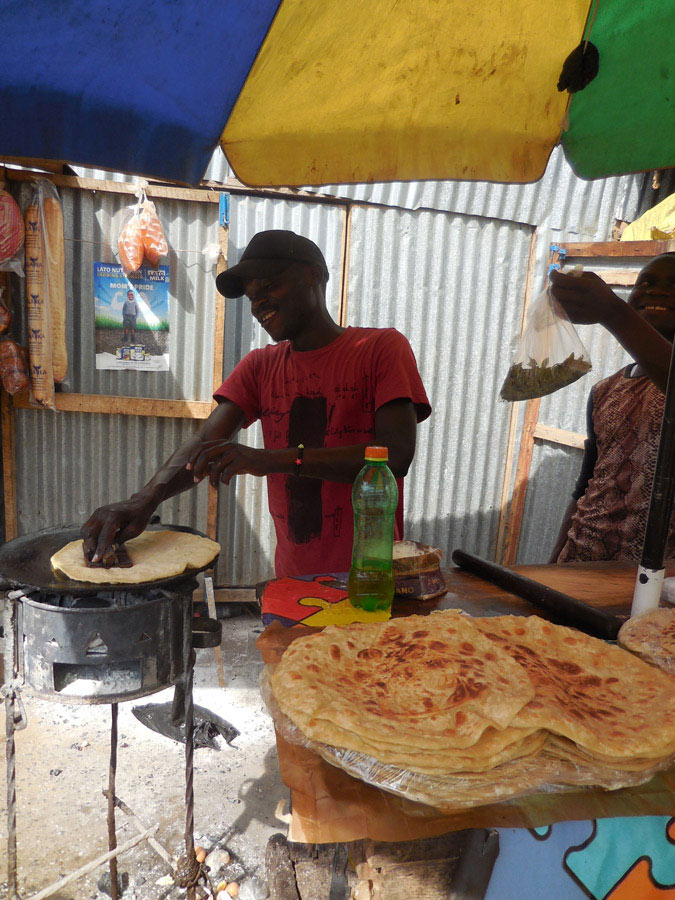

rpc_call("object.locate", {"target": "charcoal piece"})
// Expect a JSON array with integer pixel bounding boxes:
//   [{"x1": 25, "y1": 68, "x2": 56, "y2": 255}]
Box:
[{"x1": 97, "y1": 870, "x2": 129, "y2": 897}]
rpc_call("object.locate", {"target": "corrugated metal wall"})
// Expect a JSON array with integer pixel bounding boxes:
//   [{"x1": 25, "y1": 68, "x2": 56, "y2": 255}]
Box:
[
  {"x1": 6, "y1": 144, "x2": 657, "y2": 580},
  {"x1": 10, "y1": 180, "x2": 219, "y2": 538},
  {"x1": 13, "y1": 183, "x2": 219, "y2": 400},
  {"x1": 205, "y1": 145, "x2": 644, "y2": 235},
  {"x1": 14, "y1": 411, "x2": 208, "y2": 536},
  {"x1": 345, "y1": 205, "x2": 533, "y2": 561}
]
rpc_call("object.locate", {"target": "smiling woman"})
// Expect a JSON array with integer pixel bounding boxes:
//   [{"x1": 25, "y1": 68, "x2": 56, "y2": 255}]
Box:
[
  {"x1": 549, "y1": 253, "x2": 675, "y2": 565},
  {"x1": 628, "y1": 253, "x2": 675, "y2": 340}
]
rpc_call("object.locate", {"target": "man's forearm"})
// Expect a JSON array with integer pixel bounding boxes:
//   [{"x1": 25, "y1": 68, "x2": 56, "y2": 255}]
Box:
[
  {"x1": 134, "y1": 435, "x2": 207, "y2": 508},
  {"x1": 135, "y1": 401, "x2": 246, "y2": 506},
  {"x1": 264, "y1": 444, "x2": 375, "y2": 483}
]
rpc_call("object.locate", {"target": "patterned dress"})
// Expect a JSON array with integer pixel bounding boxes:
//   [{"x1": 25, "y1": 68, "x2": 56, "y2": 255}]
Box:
[{"x1": 558, "y1": 366, "x2": 675, "y2": 562}]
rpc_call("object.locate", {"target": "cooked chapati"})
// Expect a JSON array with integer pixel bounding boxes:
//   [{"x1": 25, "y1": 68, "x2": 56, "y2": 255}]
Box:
[
  {"x1": 299, "y1": 717, "x2": 547, "y2": 774},
  {"x1": 618, "y1": 607, "x2": 675, "y2": 674},
  {"x1": 472, "y1": 615, "x2": 675, "y2": 759},
  {"x1": 51, "y1": 530, "x2": 220, "y2": 584},
  {"x1": 268, "y1": 609, "x2": 675, "y2": 810},
  {"x1": 270, "y1": 611, "x2": 535, "y2": 751}
]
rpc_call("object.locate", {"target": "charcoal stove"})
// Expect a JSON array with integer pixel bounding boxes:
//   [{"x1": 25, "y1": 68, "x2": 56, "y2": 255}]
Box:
[
  {"x1": 0, "y1": 524, "x2": 222, "y2": 900},
  {"x1": 13, "y1": 584, "x2": 191, "y2": 704}
]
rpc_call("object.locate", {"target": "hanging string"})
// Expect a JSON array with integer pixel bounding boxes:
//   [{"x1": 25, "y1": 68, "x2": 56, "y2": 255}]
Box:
[{"x1": 583, "y1": 0, "x2": 600, "y2": 52}]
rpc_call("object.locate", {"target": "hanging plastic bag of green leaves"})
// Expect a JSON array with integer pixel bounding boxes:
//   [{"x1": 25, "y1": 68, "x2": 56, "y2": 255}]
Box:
[{"x1": 500, "y1": 284, "x2": 592, "y2": 402}]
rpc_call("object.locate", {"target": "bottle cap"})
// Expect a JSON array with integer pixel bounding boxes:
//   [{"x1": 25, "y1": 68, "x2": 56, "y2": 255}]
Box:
[{"x1": 365, "y1": 446, "x2": 388, "y2": 461}]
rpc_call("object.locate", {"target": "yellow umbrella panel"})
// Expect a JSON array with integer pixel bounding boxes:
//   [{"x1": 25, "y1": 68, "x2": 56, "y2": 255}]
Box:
[{"x1": 222, "y1": 0, "x2": 591, "y2": 187}]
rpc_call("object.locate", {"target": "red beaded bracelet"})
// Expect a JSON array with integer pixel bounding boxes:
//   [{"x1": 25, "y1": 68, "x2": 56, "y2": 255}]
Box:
[{"x1": 293, "y1": 443, "x2": 305, "y2": 475}]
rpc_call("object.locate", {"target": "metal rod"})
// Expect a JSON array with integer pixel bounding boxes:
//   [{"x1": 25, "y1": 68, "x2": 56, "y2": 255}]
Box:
[
  {"x1": 183, "y1": 593, "x2": 197, "y2": 900},
  {"x1": 24, "y1": 826, "x2": 156, "y2": 900},
  {"x1": 107, "y1": 702, "x2": 119, "y2": 900},
  {"x1": 634, "y1": 335, "x2": 675, "y2": 615},
  {"x1": 4, "y1": 599, "x2": 20, "y2": 900},
  {"x1": 5, "y1": 689, "x2": 18, "y2": 899}
]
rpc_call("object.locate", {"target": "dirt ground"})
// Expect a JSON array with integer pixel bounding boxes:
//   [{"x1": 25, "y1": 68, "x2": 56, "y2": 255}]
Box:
[{"x1": 0, "y1": 608, "x2": 286, "y2": 900}]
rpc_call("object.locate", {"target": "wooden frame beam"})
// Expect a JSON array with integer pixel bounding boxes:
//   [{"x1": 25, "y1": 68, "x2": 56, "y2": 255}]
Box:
[
  {"x1": 501, "y1": 397, "x2": 541, "y2": 566},
  {"x1": 533, "y1": 423, "x2": 585, "y2": 450},
  {"x1": 206, "y1": 224, "x2": 229, "y2": 540},
  {"x1": 5, "y1": 169, "x2": 221, "y2": 204},
  {"x1": 559, "y1": 240, "x2": 675, "y2": 258},
  {"x1": 11, "y1": 393, "x2": 212, "y2": 419}
]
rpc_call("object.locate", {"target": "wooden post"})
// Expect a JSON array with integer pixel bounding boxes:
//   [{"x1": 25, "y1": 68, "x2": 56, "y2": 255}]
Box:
[
  {"x1": 2, "y1": 391, "x2": 18, "y2": 540},
  {"x1": 338, "y1": 205, "x2": 352, "y2": 327},
  {"x1": 501, "y1": 397, "x2": 541, "y2": 565},
  {"x1": 495, "y1": 230, "x2": 537, "y2": 563}
]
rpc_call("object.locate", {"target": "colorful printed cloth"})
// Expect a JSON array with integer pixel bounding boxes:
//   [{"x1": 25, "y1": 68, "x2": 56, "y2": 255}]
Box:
[
  {"x1": 260, "y1": 573, "x2": 391, "y2": 628},
  {"x1": 489, "y1": 817, "x2": 675, "y2": 900}
]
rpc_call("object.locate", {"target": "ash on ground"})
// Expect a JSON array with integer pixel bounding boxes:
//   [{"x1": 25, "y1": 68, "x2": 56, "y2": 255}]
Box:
[{"x1": 0, "y1": 612, "x2": 284, "y2": 899}]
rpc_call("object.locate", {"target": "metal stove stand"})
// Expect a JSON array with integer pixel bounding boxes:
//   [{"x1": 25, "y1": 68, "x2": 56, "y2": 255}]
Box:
[{"x1": 2, "y1": 577, "x2": 221, "y2": 900}]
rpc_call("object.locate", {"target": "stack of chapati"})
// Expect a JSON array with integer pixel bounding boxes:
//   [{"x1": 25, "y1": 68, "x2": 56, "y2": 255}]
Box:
[{"x1": 268, "y1": 610, "x2": 675, "y2": 809}]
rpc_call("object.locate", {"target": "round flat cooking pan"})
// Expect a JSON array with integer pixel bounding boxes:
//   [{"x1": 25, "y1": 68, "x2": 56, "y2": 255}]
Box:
[{"x1": 0, "y1": 524, "x2": 219, "y2": 596}]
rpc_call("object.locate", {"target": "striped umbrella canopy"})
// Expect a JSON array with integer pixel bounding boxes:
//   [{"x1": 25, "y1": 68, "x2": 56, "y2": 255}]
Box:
[{"x1": 1, "y1": 0, "x2": 673, "y2": 187}]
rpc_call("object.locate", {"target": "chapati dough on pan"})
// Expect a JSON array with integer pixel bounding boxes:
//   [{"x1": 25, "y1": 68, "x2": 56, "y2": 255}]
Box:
[{"x1": 51, "y1": 530, "x2": 220, "y2": 584}]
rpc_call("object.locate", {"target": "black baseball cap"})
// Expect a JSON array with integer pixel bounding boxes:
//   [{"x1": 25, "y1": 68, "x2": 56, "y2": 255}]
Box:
[{"x1": 216, "y1": 230, "x2": 330, "y2": 298}]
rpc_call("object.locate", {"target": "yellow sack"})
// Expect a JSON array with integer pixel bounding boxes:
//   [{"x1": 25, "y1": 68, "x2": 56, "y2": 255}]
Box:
[{"x1": 621, "y1": 192, "x2": 675, "y2": 241}]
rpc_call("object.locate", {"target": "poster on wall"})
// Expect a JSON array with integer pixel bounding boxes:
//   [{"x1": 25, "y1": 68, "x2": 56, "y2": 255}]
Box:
[{"x1": 94, "y1": 262, "x2": 170, "y2": 371}]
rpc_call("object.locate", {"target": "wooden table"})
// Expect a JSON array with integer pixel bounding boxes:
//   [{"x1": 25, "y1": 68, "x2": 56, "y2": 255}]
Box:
[
  {"x1": 398, "y1": 559, "x2": 675, "y2": 621},
  {"x1": 257, "y1": 562, "x2": 675, "y2": 899}
]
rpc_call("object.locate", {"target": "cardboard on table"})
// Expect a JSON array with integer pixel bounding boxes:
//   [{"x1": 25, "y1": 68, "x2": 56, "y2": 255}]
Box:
[{"x1": 256, "y1": 561, "x2": 675, "y2": 844}]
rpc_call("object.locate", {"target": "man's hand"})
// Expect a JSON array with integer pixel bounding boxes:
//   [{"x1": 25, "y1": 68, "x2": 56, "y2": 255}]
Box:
[
  {"x1": 549, "y1": 269, "x2": 623, "y2": 326},
  {"x1": 187, "y1": 441, "x2": 278, "y2": 487},
  {"x1": 81, "y1": 495, "x2": 155, "y2": 564}
]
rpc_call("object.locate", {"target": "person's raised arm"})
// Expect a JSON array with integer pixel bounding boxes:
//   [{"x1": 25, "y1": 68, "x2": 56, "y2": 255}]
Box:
[
  {"x1": 187, "y1": 397, "x2": 419, "y2": 487},
  {"x1": 549, "y1": 270, "x2": 671, "y2": 391},
  {"x1": 82, "y1": 400, "x2": 245, "y2": 562}
]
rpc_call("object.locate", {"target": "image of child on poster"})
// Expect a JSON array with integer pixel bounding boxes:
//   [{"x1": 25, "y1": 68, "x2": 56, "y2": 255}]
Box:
[{"x1": 122, "y1": 290, "x2": 140, "y2": 343}]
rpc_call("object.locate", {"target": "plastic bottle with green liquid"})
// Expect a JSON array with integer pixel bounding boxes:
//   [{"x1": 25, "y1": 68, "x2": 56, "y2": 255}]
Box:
[{"x1": 348, "y1": 446, "x2": 399, "y2": 611}]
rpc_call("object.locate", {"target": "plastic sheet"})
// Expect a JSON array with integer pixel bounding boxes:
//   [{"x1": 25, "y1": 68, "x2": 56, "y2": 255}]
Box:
[
  {"x1": 501, "y1": 285, "x2": 591, "y2": 401},
  {"x1": 133, "y1": 700, "x2": 240, "y2": 749},
  {"x1": 117, "y1": 186, "x2": 169, "y2": 275},
  {"x1": 261, "y1": 666, "x2": 675, "y2": 813}
]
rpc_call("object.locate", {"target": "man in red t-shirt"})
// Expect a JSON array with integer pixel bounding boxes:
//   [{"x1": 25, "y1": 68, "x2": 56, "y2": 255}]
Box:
[{"x1": 83, "y1": 230, "x2": 430, "y2": 576}]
